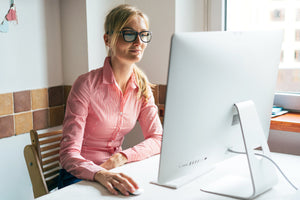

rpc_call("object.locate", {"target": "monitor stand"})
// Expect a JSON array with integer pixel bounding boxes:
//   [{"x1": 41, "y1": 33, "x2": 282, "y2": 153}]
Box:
[{"x1": 200, "y1": 100, "x2": 278, "y2": 200}]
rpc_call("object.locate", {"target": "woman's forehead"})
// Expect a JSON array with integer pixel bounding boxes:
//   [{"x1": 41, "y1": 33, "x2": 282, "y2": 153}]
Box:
[{"x1": 123, "y1": 15, "x2": 148, "y2": 30}]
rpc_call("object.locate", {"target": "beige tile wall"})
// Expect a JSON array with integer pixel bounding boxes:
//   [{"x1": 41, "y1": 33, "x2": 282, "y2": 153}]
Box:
[
  {"x1": 0, "y1": 85, "x2": 71, "y2": 139},
  {"x1": 0, "y1": 84, "x2": 167, "y2": 139},
  {"x1": 0, "y1": 93, "x2": 13, "y2": 116},
  {"x1": 31, "y1": 88, "x2": 49, "y2": 110}
]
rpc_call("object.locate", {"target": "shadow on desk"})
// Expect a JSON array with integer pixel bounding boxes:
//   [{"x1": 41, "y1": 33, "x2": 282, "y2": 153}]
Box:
[{"x1": 75, "y1": 181, "x2": 113, "y2": 197}]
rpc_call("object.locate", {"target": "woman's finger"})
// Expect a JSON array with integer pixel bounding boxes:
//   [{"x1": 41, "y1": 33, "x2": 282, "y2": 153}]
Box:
[
  {"x1": 120, "y1": 173, "x2": 139, "y2": 189},
  {"x1": 112, "y1": 173, "x2": 136, "y2": 193},
  {"x1": 111, "y1": 179, "x2": 129, "y2": 196},
  {"x1": 101, "y1": 179, "x2": 119, "y2": 195},
  {"x1": 94, "y1": 170, "x2": 138, "y2": 196}
]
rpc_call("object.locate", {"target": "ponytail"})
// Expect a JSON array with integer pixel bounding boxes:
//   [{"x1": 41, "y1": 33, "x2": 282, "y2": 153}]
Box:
[{"x1": 133, "y1": 65, "x2": 154, "y2": 102}]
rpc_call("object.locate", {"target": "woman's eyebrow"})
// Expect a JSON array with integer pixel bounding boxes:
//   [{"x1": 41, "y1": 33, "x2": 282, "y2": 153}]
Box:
[
  {"x1": 121, "y1": 27, "x2": 148, "y2": 31},
  {"x1": 122, "y1": 27, "x2": 134, "y2": 30}
]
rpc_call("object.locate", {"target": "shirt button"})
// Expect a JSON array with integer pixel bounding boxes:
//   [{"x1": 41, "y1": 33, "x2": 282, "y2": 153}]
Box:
[{"x1": 120, "y1": 112, "x2": 123, "y2": 115}]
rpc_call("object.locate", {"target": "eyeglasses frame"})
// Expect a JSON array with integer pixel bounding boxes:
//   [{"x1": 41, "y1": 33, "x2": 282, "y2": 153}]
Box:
[{"x1": 106, "y1": 30, "x2": 152, "y2": 43}]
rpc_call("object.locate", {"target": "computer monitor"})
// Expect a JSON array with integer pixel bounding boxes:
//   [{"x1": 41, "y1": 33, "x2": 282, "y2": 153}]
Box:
[{"x1": 154, "y1": 31, "x2": 283, "y2": 199}]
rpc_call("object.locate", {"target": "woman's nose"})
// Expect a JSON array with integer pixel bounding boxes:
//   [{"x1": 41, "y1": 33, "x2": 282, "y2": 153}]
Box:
[{"x1": 133, "y1": 35, "x2": 142, "y2": 45}]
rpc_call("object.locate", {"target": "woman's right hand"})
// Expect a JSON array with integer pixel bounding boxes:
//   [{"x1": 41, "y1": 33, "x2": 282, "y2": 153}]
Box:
[{"x1": 94, "y1": 169, "x2": 139, "y2": 196}]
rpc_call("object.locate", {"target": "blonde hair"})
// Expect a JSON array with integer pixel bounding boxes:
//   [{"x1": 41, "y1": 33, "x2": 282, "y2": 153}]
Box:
[{"x1": 104, "y1": 4, "x2": 154, "y2": 102}]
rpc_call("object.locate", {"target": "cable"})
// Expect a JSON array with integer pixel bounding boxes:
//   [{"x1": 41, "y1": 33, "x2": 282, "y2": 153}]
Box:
[{"x1": 227, "y1": 148, "x2": 298, "y2": 191}]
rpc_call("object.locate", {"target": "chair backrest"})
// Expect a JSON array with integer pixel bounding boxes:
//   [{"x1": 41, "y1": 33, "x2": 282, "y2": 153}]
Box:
[{"x1": 24, "y1": 129, "x2": 62, "y2": 198}]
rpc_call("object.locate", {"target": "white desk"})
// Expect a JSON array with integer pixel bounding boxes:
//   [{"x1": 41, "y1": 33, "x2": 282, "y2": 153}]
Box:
[{"x1": 37, "y1": 152, "x2": 300, "y2": 200}]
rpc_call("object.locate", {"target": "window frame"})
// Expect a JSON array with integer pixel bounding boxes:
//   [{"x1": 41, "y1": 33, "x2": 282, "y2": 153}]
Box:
[{"x1": 207, "y1": 0, "x2": 300, "y2": 112}]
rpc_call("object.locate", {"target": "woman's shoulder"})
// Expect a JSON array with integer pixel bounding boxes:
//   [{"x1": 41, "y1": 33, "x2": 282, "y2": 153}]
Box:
[
  {"x1": 70, "y1": 67, "x2": 104, "y2": 95},
  {"x1": 75, "y1": 67, "x2": 104, "y2": 85}
]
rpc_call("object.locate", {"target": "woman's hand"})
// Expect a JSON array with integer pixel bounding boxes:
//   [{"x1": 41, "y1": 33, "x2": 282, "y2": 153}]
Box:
[
  {"x1": 100, "y1": 153, "x2": 128, "y2": 170},
  {"x1": 94, "y1": 170, "x2": 138, "y2": 196}
]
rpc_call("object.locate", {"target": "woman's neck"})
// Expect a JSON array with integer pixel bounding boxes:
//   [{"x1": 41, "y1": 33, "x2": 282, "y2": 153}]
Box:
[{"x1": 110, "y1": 57, "x2": 134, "y2": 93}]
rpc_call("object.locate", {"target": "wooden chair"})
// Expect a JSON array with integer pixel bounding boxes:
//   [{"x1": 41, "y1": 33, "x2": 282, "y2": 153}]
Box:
[{"x1": 24, "y1": 129, "x2": 62, "y2": 198}]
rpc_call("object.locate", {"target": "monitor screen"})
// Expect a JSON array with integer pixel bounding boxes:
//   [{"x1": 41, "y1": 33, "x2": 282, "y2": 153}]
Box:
[{"x1": 155, "y1": 31, "x2": 283, "y2": 198}]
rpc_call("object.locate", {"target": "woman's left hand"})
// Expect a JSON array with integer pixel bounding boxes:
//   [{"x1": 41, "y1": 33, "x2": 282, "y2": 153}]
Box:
[{"x1": 100, "y1": 153, "x2": 128, "y2": 170}]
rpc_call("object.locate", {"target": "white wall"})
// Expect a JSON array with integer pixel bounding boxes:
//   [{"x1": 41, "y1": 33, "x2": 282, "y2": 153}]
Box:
[
  {"x1": 0, "y1": 0, "x2": 63, "y2": 94},
  {"x1": 86, "y1": 0, "x2": 124, "y2": 71},
  {"x1": 60, "y1": 0, "x2": 89, "y2": 86},
  {"x1": 175, "y1": 0, "x2": 206, "y2": 32}
]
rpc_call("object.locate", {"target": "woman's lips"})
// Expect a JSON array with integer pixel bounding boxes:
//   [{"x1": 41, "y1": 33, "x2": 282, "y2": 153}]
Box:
[{"x1": 129, "y1": 49, "x2": 141, "y2": 54}]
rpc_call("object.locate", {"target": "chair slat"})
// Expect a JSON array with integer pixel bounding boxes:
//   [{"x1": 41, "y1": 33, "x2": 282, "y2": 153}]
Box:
[
  {"x1": 41, "y1": 143, "x2": 60, "y2": 152},
  {"x1": 42, "y1": 156, "x2": 59, "y2": 165},
  {"x1": 40, "y1": 136, "x2": 62, "y2": 145},
  {"x1": 42, "y1": 149, "x2": 60, "y2": 159},
  {"x1": 43, "y1": 162, "x2": 60, "y2": 172},
  {"x1": 44, "y1": 169, "x2": 60, "y2": 179},
  {"x1": 38, "y1": 130, "x2": 62, "y2": 139}
]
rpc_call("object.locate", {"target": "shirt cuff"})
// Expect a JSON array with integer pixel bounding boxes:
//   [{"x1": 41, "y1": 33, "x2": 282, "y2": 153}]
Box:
[
  {"x1": 120, "y1": 148, "x2": 137, "y2": 163},
  {"x1": 85, "y1": 165, "x2": 105, "y2": 181}
]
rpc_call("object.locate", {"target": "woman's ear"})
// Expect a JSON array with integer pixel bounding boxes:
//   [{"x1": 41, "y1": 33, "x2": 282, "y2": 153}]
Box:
[{"x1": 104, "y1": 34, "x2": 110, "y2": 47}]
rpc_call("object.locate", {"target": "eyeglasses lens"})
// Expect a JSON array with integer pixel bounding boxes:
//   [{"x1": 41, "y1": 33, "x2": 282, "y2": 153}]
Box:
[
  {"x1": 123, "y1": 31, "x2": 136, "y2": 42},
  {"x1": 122, "y1": 31, "x2": 151, "y2": 43},
  {"x1": 140, "y1": 32, "x2": 151, "y2": 43}
]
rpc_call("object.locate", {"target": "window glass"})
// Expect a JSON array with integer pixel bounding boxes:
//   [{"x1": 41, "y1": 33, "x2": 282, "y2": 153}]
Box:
[{"x1": 226, "y1": 0, "x2": 300, "y2": 93}]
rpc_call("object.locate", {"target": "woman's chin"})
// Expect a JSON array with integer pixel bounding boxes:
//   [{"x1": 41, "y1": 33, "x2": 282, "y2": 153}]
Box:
[{"x1": 129, "y1": 55, "x2": 143, "y2": 63}]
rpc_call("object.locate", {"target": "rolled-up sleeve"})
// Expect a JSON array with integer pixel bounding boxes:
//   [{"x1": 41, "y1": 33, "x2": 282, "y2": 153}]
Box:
[
  {"x1": 60, "y1": 75, "x2": 104, "y2": 180},
  {"x1": 121, "y1": 89, "x2": 163, "y2": 162}
]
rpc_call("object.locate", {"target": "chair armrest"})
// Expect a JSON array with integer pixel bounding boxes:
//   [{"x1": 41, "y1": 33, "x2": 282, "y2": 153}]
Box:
[{"x1": 24, "y1": 145, "x2": 49, "y2": 198}]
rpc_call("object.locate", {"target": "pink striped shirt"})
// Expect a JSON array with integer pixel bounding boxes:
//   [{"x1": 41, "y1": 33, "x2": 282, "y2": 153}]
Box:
[{"x1": 59, "y1": 57, "x2": 162, "y2": 180}]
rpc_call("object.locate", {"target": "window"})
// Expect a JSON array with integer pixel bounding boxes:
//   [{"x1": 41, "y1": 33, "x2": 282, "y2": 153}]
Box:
[
  {"x1": 271, "y1": 8, "x2": 285, "y2": 21},
  {"x1": 224, "y1": 0, "x2": 300, "y2": 111}
]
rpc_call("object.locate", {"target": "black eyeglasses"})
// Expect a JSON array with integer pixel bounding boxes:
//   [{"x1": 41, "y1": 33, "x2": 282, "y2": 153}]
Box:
[{"x1": 119, "y1": 30, "x2": 152, "y2": 43}]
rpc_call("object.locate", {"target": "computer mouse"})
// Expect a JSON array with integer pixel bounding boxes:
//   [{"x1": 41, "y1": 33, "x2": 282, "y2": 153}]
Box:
[{"x1": 130, "y1": 188, "x2": 144, "y2": 195}]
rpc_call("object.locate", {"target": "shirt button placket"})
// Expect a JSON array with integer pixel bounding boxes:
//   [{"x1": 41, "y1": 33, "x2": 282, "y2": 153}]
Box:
[
  {"x1": 114, "y1": 96, "x2": 123, "y2": 140},
  {"x1": 120, "y1": 94, "x2": 125, "y2": 117}
]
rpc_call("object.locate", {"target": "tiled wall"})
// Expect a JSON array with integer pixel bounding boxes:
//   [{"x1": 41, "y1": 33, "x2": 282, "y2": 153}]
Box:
[
  {"x1": 0, "y1": 86, "x2": 71, "y2": 139},
  {"x1": 0, "y1": 84, "x2": 166, "y2": 139}
]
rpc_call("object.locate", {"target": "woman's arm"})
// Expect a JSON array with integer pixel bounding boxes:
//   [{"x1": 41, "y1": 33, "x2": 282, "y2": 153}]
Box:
[
  {"x1": 59, "y1": 74, "x2": 104, "y2": 180},
  {"x1": 100, "y1": 152, "x2": 128, "y2": 170},
  {"x1": 121, "y1": 89, "x2": 163, "y2": 162}
]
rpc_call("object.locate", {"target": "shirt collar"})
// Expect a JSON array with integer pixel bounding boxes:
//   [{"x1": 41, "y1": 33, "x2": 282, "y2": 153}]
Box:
[
  {"x1": 102, "y1": 57, "x2": 115, "y2": 84},
  {"x1": 102, "y1": 57, "x2": 139, "y2": 90}
]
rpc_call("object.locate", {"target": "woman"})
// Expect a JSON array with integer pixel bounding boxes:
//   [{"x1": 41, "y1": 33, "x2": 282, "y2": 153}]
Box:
[{"x1": 59, "y1": 4, "x2": 163, "y2": 196}]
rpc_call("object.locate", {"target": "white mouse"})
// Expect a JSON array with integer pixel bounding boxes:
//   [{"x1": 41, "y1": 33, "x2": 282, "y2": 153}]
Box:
[{"x1": 131, "y1": 188, "x2": 144, "y2": 195}]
